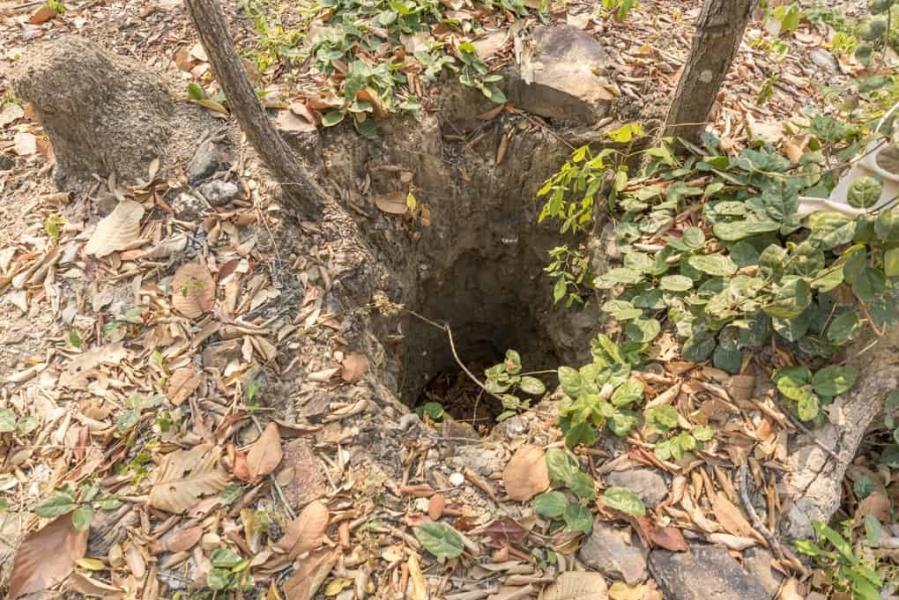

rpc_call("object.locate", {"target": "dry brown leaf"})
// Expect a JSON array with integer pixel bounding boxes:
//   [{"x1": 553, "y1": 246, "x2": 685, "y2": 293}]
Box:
[
  {"x1": 707, "y1": 532, "x2": 757, "y2": 550},
  {"x1": 725, "y1": 374, "x2": 755, "y2": 403},
  {"x1": 156, "y1": 526, "x2": 203, "y2": 553},
  {"x1": 373, "y1": 191, "x2": 408, "y2": 215},
  {"x1": 283, "y1": 548, "x2": 337, "y2": 600},
  {"x1": 28, "y1": 4, "x2": 57, "y2": 23},
  {"x1": 60, "y1": 342, "x2": 128, "y2": 387},
  {"x1": 148, "y1": 444, "x2": 229, "y2": 513},
  {"x1": 84, "y1": 200, "x2": 145, "y2": 257},
  {"x1": 856, "y1": 491, "x2": 891, "y2": 522},
  {"x1": 503, "y1": 444, "x2": 550, "y2": 502},
  {"x1": 609, "y1": 581, "x2": 651, "y2": 600},
  {"x1": 542, "y1": 572, "x2": 609, "y2": 600},
  {"x1": 406, "y1": 553, "x2": 427, "y2": 600},
  {"x1": 68, "y1": 571, "x2": 125, "y2": 598},
  {"x1": 428, "y1": 494, "x2": 446, "y2": 520},
  {"x1": 171, "y1": 262, "x2": 215, "y2": 318},
  {"x1": 340, "y1": 352, "x2": 369, "y2": 383},
  {"x1": 241, "y1": 422, "x2": 283, "y2": 483},
  {"x1": 166, "y1": 367, "x2": 202, "y2": 406},
  {"x1": 711, "y1": 492, "x2": 755, "y2": 538},
  {"x1": 782, "y1": 138, "x2": 804, "y2": 164},
  {"x1": 8, "y1": 516, "x2": 89, "y2": 599},
  {"x1": 651, "y1": 525, "x2": 688, "y2": 552},
  {"x1": 276, "y1": 109, "x2": 317, "y2": 133},
  {"x1": 277, "y1": 500, "x2": 330, "y2": 558},
  {"x1": 13, "y1": 131, "x2": 36, "y2": 156},
  {"x1": 778, "y1": 578, "x2": 804, "y2": 600}
]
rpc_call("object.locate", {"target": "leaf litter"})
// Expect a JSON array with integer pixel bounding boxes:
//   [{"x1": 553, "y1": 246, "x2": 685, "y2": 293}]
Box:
[{"x1": 0, "y1": 0, "x2": 896, "y2": 597}]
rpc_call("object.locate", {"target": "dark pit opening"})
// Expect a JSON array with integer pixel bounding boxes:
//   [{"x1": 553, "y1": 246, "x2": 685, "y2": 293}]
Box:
[{"x1": 399, "y1": 246, "x2": 563, "y2": 432}]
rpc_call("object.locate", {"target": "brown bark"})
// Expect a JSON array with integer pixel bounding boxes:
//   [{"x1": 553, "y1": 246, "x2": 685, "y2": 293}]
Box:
[
  {"x1": 185, "y1": 0, "x2": 328, "y2": 218},
  {"x1": 663, "y1": 0, "x2": 753, "y2": 145}
]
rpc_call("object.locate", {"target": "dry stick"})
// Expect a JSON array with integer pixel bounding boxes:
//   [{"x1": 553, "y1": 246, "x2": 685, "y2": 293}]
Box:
[
  {"x1": 738, "y1": 463, "x2": 784, "y2": 560},
  {"x1": 405, "y1": 309, "x2": 509, "y2": 405},
  {"x1": 184, "y1": 0, "x2": 328, "y2": 219}
]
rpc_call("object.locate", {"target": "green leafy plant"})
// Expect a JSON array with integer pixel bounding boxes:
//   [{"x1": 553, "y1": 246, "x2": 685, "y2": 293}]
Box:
[
  {"x1": 206, "y1": 548, "x2": 252, "y2": 592},
  {"x1": 600, "y1": 0, "x2": 639, "y2": 20},
  {"x1": 0, "y1": 407, "x2": 38, "y2": 436},
  {"x1": 555, "y1": 334, "x2": 650, "y2": 448},
  {"x1": 484, "y1": 350, "x2": 547, "y2": 420},
  {"x1": 546, "y1": 245, "x2": 593, "y2": 306},
  {"x1": 301, "y1": 0, "x2": 524, "y2": 135},
  {"x1": 46, "y1": 0, "x2": 66, "y2": 13},
  {"x1": 643, "y1": 404, "x2": 715, "y2": 461},
  {"x1": 602, "y1": 486, "x2": 646, "y2": 516},
  {"x1": 767, "y1": 2, "x2": 804, "y2": 36},
  {"x1": 773, "y1": 364, "x2": 859, "y2": 421},
  {"x1": 414, "y1": 522, "x2": 465, "y2": 559},
  {"x1": 853, "y1": 0, "x2": 896, "y2": 66},
  {"x1": 43, "y1": 214, "x2": 64, "y2": 240},
  {"x1": 795, "y1": 521, "x2": 888, "y2": 600},
  {"x1": 531, "y1": 449, "x2": 595, "y2": 533},
  {"x1": 33, "y1": 482, "x2": 122, "y2": 530},
  {"x1": 541, "y1": 116, "x2": 899, "y2": 381}
]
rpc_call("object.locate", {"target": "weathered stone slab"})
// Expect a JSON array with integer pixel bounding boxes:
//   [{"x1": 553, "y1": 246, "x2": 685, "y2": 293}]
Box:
[
  {"x1": 648, "y1": 545, "x2": 771, "y2": 600},
  {"x1": 606, "y1": 468, "x2": 668, "y2": 508},
  {"x1": 509, "y1": 25, "x2": 615, "y2": 123},
  {"x1": 579, "y1": 520, "x2": 648, "y2": 584}
]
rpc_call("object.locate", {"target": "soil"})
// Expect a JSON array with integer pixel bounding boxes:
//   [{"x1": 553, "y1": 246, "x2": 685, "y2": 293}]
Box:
[{"x1": 1, "y1": 0, "x2": 895, "y2": 598}]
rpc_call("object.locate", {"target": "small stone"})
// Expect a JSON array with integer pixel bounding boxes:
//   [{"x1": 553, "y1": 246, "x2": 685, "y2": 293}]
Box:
[
  {"x1": 578, "y1": 520, "x2": 647, "y2": 584},
  {"x1": 809, "y1": 49, "x2": 838, "y2": 72},
  {"x1": 0, "y1": 154, "x2": 14, "y2": 171},
  {"x1": 606, "y1": 468, "x2": 667, "y2": 508},
  {"x1": 171, "y1": 192, "x2": 206, "y2": 220},
  {"x1": 648, "y1": 545, "x2": 770, "y2": 600},
  {"x1": 187, "y1": 138, "x2": 228, "y2": 183},
  {"x1": 197, "y1": 179, "x2": 240, "y2": 207},
  {"x1": 448, "y1": 472, "x2": 465, "y2": 486},
  {"x1": 509, "y1": 25, "x2": 614, "y2": 123}
]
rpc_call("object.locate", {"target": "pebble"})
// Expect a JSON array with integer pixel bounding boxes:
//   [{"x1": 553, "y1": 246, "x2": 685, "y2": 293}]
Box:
[{"x1": 449, "y1": 472, "x2": 465, "y2": 486}]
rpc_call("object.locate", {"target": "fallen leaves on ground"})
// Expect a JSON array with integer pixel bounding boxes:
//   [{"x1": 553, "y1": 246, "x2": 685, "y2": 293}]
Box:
[
  {"x1": 503, "y1": 444, "x2": 550, "y2": 501},
  {"x1": 148, "y1": 444, "x2": 230, "y2": 513},
  {"x1": 84, "y1": 199, "x2": 144, "y2": 257},
  {"x1": 7, "y1": 516, "x2": 88, "y2": 599},
  {"x1": 170, "y1": 261, "x2": 215, "y2": 318}
]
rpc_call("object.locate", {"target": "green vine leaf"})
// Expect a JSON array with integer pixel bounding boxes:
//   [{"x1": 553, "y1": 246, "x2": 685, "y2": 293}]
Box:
[{"x1": 414, "y1": 522, "x2": 465, "y2": 560}]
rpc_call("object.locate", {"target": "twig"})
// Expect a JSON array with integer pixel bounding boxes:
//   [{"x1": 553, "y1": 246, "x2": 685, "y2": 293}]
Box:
[
  {"x1": 738, "y1": 463, "x2": 784, "y2": 560},
  {"x1": 405, "y1": 309, "x2": 510, "y2": 405}
]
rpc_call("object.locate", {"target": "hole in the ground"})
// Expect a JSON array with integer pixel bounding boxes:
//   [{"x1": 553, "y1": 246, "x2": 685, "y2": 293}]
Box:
[{"x1": 399, "y1": 247, "x2": 562, "y2": 431}]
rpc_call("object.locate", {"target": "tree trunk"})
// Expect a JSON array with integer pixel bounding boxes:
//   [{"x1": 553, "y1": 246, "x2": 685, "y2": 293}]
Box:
[
  {"x1": 663, "y1": 0, "x2": 753, "y2": 145},
  {"x1": 185, "y1": 0, "x2": 328, "y2": 218}
]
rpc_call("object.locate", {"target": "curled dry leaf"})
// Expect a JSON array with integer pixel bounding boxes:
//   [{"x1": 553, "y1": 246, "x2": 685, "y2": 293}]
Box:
[
  {"x1": 84, "y1": 200, "x2": 145, "y2": 258},
  {"x1": 148, "y1": 444, "x2": 229, "y2": 513},
  {"x1": 373, "y1": 191, "x2": 408, "y2": 215},
  {"x1": 8, "y1": 515, "x2": 89, "y2": 599},
  {"x1": 155, "y1": 526, "x2": 204, "y2": 554},
  {"x1": 503, "y1": 444, "x2": 550, "y2": 502},
  {"x1": 856, "y1": 491, "x2": 891, "y2": 522},
  {"x1": 428, "y1": 494, "x2": 446, "y2": 520},
  {"x1": 277, "y1": 500, "x2": 330, "y2": 559},
  {"x1": 340, "y1": 352, "x2": 369, "y2": 383},
  {"x1": 542, "y1": 571, "x2": 609, "y2": 600},
  {"x1": 29, "y1": 4, "x2": 57, "y2": 23},
  {"x1": 711, "y1": 492, "x2": 756, "y2": 538},
  {"x1": 283, "y1": 548, "x2": 338, "y2": 600},
  {"x1": 241, "y1": 422, "x2": 283, "y2": 483},
  {"x1": 406, "y1": 553, "x2": 427, "y2": 600},
  {"x1": 276, "y1": 108, "x2": 317, "y2": 133},
  {"x1": 166, "y1": 367, "x2": 202, "y2": 406},
  {"x1": 171, "y1": 262, "x2": 215, "y2": 318},
  {"x1": 650, "y1": 525, "x2": 687, "y2": 552}
]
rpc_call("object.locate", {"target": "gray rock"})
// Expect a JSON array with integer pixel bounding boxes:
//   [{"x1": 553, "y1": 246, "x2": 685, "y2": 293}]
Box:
[
  {"x1": 171, "y1": 192, "x2": 206, "y2": 220},
  {"x1": 197, "y1": 179, "x2": 240, "y2": 207},
  {"x1": 188, "y1": 138, "x2": 229, "y2": 183},
  {"x1": 606, "y1": 468, "x2": 667, "y2": 508},
  {"x1": 648, "y1": 545, "x2": 771, "y2": 600},
  {"x1": 809, "y1": 49, "x2": 839, "y2": 72},
  {"x1": 509, "y1": 25, "x2": 614, "y2": 123},
  {"x1": 578, "y1": 520, "x2": 647, "y2": 584},
  {"x1": 0, "y1": 154, "x2": 14, "y2": 171},
  {"x1": 742, "y1": 548, "x2": 782, "y2": 596}
]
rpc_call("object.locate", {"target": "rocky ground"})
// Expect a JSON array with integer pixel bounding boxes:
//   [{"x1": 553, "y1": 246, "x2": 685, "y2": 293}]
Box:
[{"x1": 0, "y1": 0, "x2": 895, "y2": 599}]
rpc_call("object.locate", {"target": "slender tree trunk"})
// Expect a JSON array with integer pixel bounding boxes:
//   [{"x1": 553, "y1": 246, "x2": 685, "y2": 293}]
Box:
[
  {"x1": 185, "y1": 0, "x2": 328, "y2": 218},
  {"x1": 663, "y1": 0, "x2": 753, "y2": 145}
]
